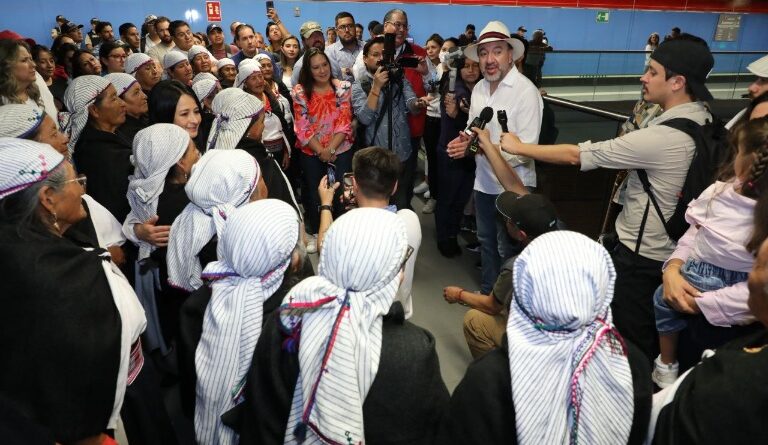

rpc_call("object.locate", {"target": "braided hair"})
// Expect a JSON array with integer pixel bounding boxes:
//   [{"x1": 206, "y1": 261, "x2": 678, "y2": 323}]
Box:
[{"x1": 738, "y1": 117, "x2": 768, "y2": 253}]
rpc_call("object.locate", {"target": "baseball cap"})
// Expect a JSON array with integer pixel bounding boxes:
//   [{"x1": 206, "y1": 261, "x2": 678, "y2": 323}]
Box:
[
  {"x1": 60, "y1": 22, "x2": 84, "y2": 34},
  {"x1": 495, "y1": 192, "x2": 559, "y2": 239},
  {"x1": 0, "y1": 30, "x2": 37, "y2": 47},
  {"x1": 518, "y1": 26, "x2": 527, "y2": 32},
  {"x1": 144, "y1": 15, "x2": 158, "y2": 25},
  {"x1": 206, "y1": 23, "x2": 223, "y2": 34},
  {"x1": 650, "y1": 34, "x2": 715, "y2": 102},
  {"x1": 300, "y1": 21, "x2": 322, "y2": 39},
  {"x1": 747, "y1": 54, "x2": 768, "y2": 78}
]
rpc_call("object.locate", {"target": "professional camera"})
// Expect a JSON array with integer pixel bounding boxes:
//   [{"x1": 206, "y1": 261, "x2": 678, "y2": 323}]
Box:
[
  {"x1": 377, "y1": 33, "x2": 419, "y2": 80},
  {"x1": 443, "y1": 46, "x2": 465, "y2": 69}
]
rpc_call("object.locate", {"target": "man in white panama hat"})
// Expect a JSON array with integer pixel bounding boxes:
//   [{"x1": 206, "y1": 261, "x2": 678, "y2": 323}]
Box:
[{"x1": 446, "y1": 20, "x2": 543, "y2": 296}]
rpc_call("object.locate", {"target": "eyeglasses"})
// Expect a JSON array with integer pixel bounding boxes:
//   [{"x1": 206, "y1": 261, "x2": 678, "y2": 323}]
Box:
[
  {"x1": 62, "y1": 174, "x2": 87, "y2": 189},
  {"x1": 384, "y1": 21, "x2": 409, "y2": 31},
  {"x1": 337, "y1": 24, "x2": 355, "y2": 31},
  {"x1": 109, "y1": 54, "x2": 127, "y2": 60},
  {"x1": 399, "y1": 245, "x2": 415, "y2": 271}
]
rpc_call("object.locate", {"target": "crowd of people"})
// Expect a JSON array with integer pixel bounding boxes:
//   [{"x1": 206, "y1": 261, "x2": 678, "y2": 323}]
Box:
[{"x1": 0, "y1": 6, "x2": 767, "y2": 445}]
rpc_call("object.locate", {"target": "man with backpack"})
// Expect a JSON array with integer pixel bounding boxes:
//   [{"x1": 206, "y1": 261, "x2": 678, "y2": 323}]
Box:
[{"x1": 488, "y1": 34, "x2": 719, "y2": 363}]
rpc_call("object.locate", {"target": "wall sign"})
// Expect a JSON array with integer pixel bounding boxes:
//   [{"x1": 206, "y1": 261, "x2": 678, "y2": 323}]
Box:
[
  {"x1": 713, "y1": 14, "x2": 741, "y2": 42},
  {"x1": 206, "y1": 1, "x2": 222, "y2": 22}
]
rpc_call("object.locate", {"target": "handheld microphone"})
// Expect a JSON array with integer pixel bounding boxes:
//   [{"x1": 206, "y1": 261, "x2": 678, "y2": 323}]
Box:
[
  {"x1": 497, "y1": 110, "x2": 509, "y2": 133},
  {"x1": 448, "y1": 69, "x2": 457, "y2": 93},
  {"x1": 466, "y1": 107, "x2": 494, "y2": 155}
]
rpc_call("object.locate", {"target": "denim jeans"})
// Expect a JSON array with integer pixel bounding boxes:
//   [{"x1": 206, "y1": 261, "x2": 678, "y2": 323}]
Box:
[
  {"x1": 475, "y1": 190, "x2": 514, "y2": 294},
  {"x1": 299, "y1": 150, "x2": 352, "y2": 234},
  {"x1": 653, "y1": 258, "x2": 748, "y2": 334}
]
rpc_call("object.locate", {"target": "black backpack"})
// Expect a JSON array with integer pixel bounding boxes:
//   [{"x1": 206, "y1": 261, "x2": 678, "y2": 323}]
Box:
[{"x1": 636, "y1": 117, "x2": 730, "y2": 244}]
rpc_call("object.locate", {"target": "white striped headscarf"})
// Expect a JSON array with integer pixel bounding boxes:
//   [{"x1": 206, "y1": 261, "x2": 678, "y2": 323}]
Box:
[
  {"x1": 192, "y1": 79, "x2": 219, "y2": 104},
  {"x1": 0, "y1": 137, "x2": 65, "y2": 199},
  {"x1": 166, "y1": 149, "x2": 261, "y2": 291},
  {"x1": 104, "y1": 72, "x2": 138, "y2": 98},
  {"x1": 126, "y1": 124, "x2": 190, "y2": 260},
  {"x1": 507, "y1": 231, "x2": 633, "y2": 445},
  {"x1": 235, "y1": 59, "x2": 261, "y2": 89},
  {"x1": 206, "y1": 88, "x2": 263, "y2": 151},
  {"x1": 195, "y1": 199, "x2": 300, "y2": 445},
  {"x1": 0, "y1": 104, "x2": 45, "y2": 139},
  {"x1": 60, "y1": 75, "x2": 111, "y2": 155},
  {"x1": 253, "y1": 53, "x2": 271, "y2": 64},
  {"x1": 216, "y1": 57, "x2": 235, "y2": 70},
  {"x1": 188, "y1": 45, "x2": 210, "y2": 62},
  {"x1": 163, "y1": 51, "x2": 187, "y2": 71},
  {"x1": 125, "y1": 52, "x2": 153, "y2": 76},
  {"x1": 280, "y1": 208, "x2": 408, "y2": 445},
  {"x1": 192, "y1": 72, "x2": 218, "y2": 85}
]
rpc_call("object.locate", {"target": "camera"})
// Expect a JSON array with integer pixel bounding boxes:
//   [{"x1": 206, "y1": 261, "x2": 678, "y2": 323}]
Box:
[
  {"x1": 377, "y1": 33, "x2": 420, "y2": 80},
  {"x1": 443, "y1": 46, "x2": 465, "y2": 69}
]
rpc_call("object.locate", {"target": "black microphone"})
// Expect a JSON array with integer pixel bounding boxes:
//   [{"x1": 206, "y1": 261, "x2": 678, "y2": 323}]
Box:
[
  {"x1": 497, "y1": 110, "x2": 509, "y2": 133},
  {"x1": 466, "y1": 107, "x2": 494, "y2": 155}
]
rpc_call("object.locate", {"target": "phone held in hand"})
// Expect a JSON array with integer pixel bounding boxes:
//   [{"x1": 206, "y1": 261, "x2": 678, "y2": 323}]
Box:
[
  {"x1": 326, "y1": 163, "x2": 336, "y2": 188},
  {"x1": 266, "y1": 0, "x2": 274, "y2": 13}
]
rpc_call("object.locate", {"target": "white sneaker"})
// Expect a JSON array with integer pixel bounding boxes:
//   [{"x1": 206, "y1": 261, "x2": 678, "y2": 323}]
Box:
[
  {"x1": 413, "y1": 181, "x2": 429, "y2": 194},
  {"x1": 424, "y1": 190, "x2": 431, "y2": 200},
  {"x1": 422, "y1": 198, "x2": 436, "y2": 214},
  {"x1": 306, "y1": 234, "x2": 318, "y2": 254},
  {"x1": 651, "y1": 355, "x2": 679, "y2": 388}
]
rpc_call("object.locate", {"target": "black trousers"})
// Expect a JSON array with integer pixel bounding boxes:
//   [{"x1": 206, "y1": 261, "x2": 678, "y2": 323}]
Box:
[
  {"x1": 610, "y1": 242, "x2": 663, "y2": 365},
  {"x1": 423, "y1": 116, "x2": 441, "y2": 199},
  {"x1": 434, "y1": 147, "x2": 474, "y2": 243},
  {"x1": 391, "y1": 139, "x2": 419, "y2": 210}
]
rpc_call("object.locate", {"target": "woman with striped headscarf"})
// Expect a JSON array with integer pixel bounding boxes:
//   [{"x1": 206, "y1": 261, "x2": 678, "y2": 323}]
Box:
[
  {"x1": 105, "y1": 72, "x2": 149, "y2": 144},
  {"x1": 207, "y1": 86, "x2": 300, "y2": 215},
  {"x1": 192, "y1": 199, "x2": 305, "y2": 444},
  {"x1": 238, "y1": 208, "x2": 449, "y2": 445},
  {"x1": 62, "y1": 74, "x2": 133, "y2": 222},
  {"x1": 0, "y1": 103, "x2": 126, "y2": 258},
  {"x1": 166, "y1": 149, "x2": 266, "y2": 293},
  {"x1": 123, "y1": 123, "x2": 200, "y2": 355},
  {"x1": 440, "y1": 231, "x2": 652, "y2": 445}
]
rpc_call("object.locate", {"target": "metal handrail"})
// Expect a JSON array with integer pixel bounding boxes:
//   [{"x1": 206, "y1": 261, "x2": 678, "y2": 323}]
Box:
[
  {"x1": 548, "y1": 50, "x2": 767, "y2": 55},
  {"x1": 542, "y1": 95, "x2": 629, "y2": 122}
]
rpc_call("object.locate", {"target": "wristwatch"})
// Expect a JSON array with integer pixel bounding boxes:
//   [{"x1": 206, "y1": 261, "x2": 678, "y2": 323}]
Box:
[
  {"x1": 319, "y1": 205, "x2": 332, "y2": 213},
  {"x1": 329, "y1": 147, "x2": 336, "y2": 155}
]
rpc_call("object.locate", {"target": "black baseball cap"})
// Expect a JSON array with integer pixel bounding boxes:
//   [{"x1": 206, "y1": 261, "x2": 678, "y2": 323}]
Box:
[
  {"x1": 60, "y1": 22, "x2": 84, "y2": 34},
  {"x1": 206, "y1": 23, "x2": 223, "y2": 34},
  {"x1": 651, "y1": 34, "x2": 714, "y2": 101},
  {"x1": 496, "y1": 192, "x2": 558, "y2": 239},
  {"x1": 518, "y1": 26, "x2": 527, "y2": 32}
]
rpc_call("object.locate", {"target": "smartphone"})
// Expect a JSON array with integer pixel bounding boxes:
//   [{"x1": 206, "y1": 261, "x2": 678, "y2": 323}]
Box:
[
  {"x1": 326, "y1": 163, "x2": 336, "y2": 188},
  {"x1": 266, "y1": 0, "x2": 274, "y2": 13}
]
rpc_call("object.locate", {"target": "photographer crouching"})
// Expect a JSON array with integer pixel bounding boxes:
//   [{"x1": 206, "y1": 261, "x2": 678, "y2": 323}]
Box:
[{"x1": 351, "y1": 36, "x2": 429, "y2": 210}]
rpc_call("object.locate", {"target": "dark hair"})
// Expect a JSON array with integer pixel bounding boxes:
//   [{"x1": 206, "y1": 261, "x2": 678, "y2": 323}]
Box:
[
  {"x1": 444, "y1": 37, "x2": 459, "y2": 47},
  {"x1": 363, "y1": 36, "x2": 384, "y2": 57},
  {"x1": 170, "y1": 20, "x2": 190, "y2": 38},
  {"x1": 279, "y1": 35, "x2": 302, "y2": 68},
  {"x1": 0, "y1": 163, "x2": 68, "y2": 230},
  {"x1": 367, "y1": 20, "x2": 380, "y2": 33},
  {"x1": 95, "y1": 21, "x2": 112, "y2": 34},
  {"x1": 647, "y1": 32, "x2": 660, "y2": 46},
  {"x1": 119, "y1": 22, "x2": 136, "y2": 37},
  {"x1": 371, "y1": 24, "x2": 384, "y2": 37},
  {"x1": 155, "y1": 16, "x2": 171, "y2": 27},
  {"x1": 672, "y1": 27, "x2": 681, "y2": 34},
  {"x1": 30, "y1": 44, "x2": 52, "y2": 63},
  {"x1": 466, "y1": 24, "x2": 475, "y2": 31},
  {"x1": 297, "y1": 48, "x2": 336, "y2": 102},
  {"x1": 335, "y1": 11, "x2": 354, "y2": 26},
  {"x1": 98, "y1": 40, "x2": 123, "y2": 65},
  {"x1": 352, "y1": 147, "x2": 401, "y2": 199},
  {"x1": 148, "y1": 79, "x2": 201, "y2": 125},
  {"x1": 742, "y1": 118, "x2": 768, "y2": 253},
  {"x1": 265, "y1": 22, "x2": 281, "y2": 41},
  {"x1": 356, "y1": 23, "x2": 364, "y2": 32},
  {"x1": 71, "y1": 50, "x2": 93, "y2": 78},
  {"x1": 195, "y1": 32, "x2": 210, "y2": 47},
  {"x1": 743, "y1": 92, "x2": 768, "y2": 125},
  {"x1": 426, "y1": 33, "x2": 444, "y2": 48},
  {"x1": 235, "y1": 23, "x2": 255, "y2": 41}
]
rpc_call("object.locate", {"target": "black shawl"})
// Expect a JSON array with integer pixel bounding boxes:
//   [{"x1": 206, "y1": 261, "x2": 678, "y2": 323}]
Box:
[
  {"x1": 237, "y1": 302, "x2": 450, "y2": 445},
  {"x1": 236, "y1": 138, "x2": 300, "y2": 215},
  {"x1": 653, "y1": 329, "x2": 768, "y2": 444},
  {"x1": 437, "y1": 338, "x2": 652, "y2": 445},
  {"x1": 72, "y1": 123, "x2": 134, "y2": 222},
  {"x1": 118, "y1": 114, "x2": 150, "y2": 147},
  {"x1": 0, "y1": 224, "x2": 122, "y2": 443}
]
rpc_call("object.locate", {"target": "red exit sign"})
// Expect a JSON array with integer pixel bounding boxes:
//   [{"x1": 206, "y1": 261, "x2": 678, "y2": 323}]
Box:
[{"x1": 206, "y1": 1, "x2": 222, "y2": 22}]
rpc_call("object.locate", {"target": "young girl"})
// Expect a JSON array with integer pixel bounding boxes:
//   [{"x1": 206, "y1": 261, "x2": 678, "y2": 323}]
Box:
[{"x1": 652, "y1": 117, "x2": 768, "y2": 388}]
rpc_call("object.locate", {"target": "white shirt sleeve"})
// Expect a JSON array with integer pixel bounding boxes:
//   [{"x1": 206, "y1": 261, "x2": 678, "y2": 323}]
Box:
[{"x1": 83, "y1": 194, "x2": 126, "y2": 247}]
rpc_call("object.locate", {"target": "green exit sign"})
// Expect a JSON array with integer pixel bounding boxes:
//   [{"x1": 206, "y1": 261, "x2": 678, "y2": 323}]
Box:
[{"x1": 596, "y1": 11, "x2": 610, "y2": 23}]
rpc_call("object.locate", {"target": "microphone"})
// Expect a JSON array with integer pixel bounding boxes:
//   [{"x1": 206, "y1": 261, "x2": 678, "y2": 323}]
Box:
[
  {"x1": 466, "y1": 107, "x2": 494, "y2": 155},
  {"x1": 448, "y1": 69, "x2": 457, "y2": 93},
  {"x1": 497, "y1": 110, "x2": 509, "y2": 133}
]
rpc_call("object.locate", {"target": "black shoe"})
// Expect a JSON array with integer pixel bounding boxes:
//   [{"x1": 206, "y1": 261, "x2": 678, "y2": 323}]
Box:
[
  {"x1": 437, "y1": 240, "x2": 456, "y2": 258},
  {"x1": 474, "y1": 260, "x2": 482, "y2": 270},
  {"x1": 465, "y1": 241, "x2": 480, "y2": 253},
  {"x1": 448, "y1": 237, "x2": 462, "y2": 256}
]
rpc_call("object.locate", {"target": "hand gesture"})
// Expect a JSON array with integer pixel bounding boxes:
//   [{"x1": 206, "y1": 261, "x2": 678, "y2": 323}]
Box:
[
  {"x1": 372, "y1": 66, "x2": 389, "y2": 90},
  {"x1": 459, "y1": 97, "x2": 470, "y2": 114},
  {"x1": 266, "y1": 7, "x2": 279, "y2": 21},
  {"x1": 444, "y1": 93, "x2": 458, "y2": 118},
  {"x1": 318, "y1": 175, "x2": 340, "y2": 206},
  {"x1": 446, "y1": 133, "x2": 470, "y2": 159},
  {"x1": 134, "y1": 215, "x2": 171, "y2": 247},
  {"x1": 443, "y1": 286, "x2": 464, "y2": 304},
  {"x1": 471, "y1": 127, "x2": 493, "y2": 153}
]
